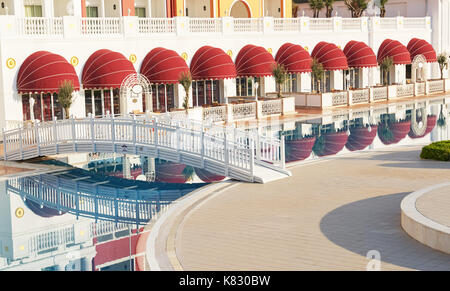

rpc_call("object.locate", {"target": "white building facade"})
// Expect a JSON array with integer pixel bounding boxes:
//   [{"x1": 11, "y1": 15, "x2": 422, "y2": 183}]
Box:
[{"x1": 0, "y1": 0, "x2": 450, "y2": 131}]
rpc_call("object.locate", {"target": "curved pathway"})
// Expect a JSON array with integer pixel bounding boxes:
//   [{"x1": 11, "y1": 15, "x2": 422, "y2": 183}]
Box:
[{"x1": 166, "y1": 145, "x2": 450, "y2": 271}]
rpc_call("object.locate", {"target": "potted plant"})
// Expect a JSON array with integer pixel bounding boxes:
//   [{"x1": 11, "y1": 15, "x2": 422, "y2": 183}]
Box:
[
  {"x1": 437, "y1": 53, "x2": 448, "y2": 80},
  {"x1": 272, "y1": 63, "x2": 288, "y2": 98},
  {"x1": 380, "y1": 57, "x2": 394, "y2": 86},
  {"x1": 311, "y1": 58, "x2": 325, "y2": 93},
  {"x1": 380, "y1": 0, "x2": 388, "y2": 18},
  {"x1": 178, "y1": 71, "x2": 192, "y2": 113},
  {"x1": 57, "y1": 80, "x2": 74, "y2": 119}
]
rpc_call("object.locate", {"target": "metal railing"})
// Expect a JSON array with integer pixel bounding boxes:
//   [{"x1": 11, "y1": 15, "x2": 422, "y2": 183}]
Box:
[{"x1": 2, "y1": 115, "x2": 286, "y2": 182}]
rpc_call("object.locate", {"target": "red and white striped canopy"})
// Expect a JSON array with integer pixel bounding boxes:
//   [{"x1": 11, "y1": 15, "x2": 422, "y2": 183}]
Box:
[
  {"x1": 311, "y1": 42, "x2": 348, "y2": 71},
  {"x1": 140, "y1": 48, "x2": 189, "y2": 84},
  {"x1": 82, "y1": 49, "x2": 136, "y2": 89},
  {"x1": 235, "y1": 45, "x2": 276, "y2": 77},
  {"x1": 343, "y1": 41, "x2": 377, "y2": 68},
  {"x1": 275, "y1": 43, "x2": 312, "y2": 74},
  {"x1": 190, "y1": 46, "x2": 237, "y2": 80},
  {"x1": 407, "y1": 38, "x2": 437, "y2": 63},
  {"x1": 377, "y1": 39, "x2": 411, "y2": 65},
  {"x1": 17, "y1": 51, "x2": 80, "y2": 94}
]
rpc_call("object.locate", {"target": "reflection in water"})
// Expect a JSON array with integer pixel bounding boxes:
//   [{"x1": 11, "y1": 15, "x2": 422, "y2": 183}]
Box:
[
  {"x1": 281, "y1": 102, "x2": 449, "y2": 162},
  {"x1": 0, "y1": 99, "x2": 449, "y2": 271}
]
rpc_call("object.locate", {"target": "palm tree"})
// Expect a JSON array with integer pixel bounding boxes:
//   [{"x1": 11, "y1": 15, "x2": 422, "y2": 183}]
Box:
[
  {"x1": 178, "y1": 71, "x2": 192, "y2": 111},
  {"x1": 380, "y1": 57, "x2": 394, "y2": 86},
  {"x1": 309, "y1": 0, "x2": 325, "y2": 18},
  {"x1": 437, "y1": 53, "x2": 448, "y2": 80},
  {"x1": 272, "y1": 64, "x2": 288, "y2": 98},
  {"x1": 324, "y1": 0, "x2": 335, "y2": 18},
  {"x1": 380, "y1": 0, "x2": 388, "y2": 18},
  {"x1": 57, "y1": 80, "x2": 74, "y2": 119},
  {"x1": 344, "y1": 0, "x2": 369, "y2": 18},
  {"x1": 311, "y1": 58, "x2": 325, "y2": 93}
]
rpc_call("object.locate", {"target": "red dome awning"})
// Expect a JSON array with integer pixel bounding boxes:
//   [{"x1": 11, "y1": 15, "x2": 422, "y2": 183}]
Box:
[
  {"x1": 345, "y1": 125, "x2": 378, "y2": 151},
  {"x1": 314, "y1": 131, "x2": 349, "y2": 157},
  {"x1": 194, "y1": 168, "x2": 226, "y2": 183},
  {"x1": 140, "y1": 48, "x2": 190, "y2": 84},
  {"x1": 285, "y1": 137, "x2": 316, "y2": 162},
  {"x1": 82, "y1": 49, "x2": 136, "y2": 89},
  {"x1": 311, "y1": 42, "x2": 348, "y2": 71},
  {"x1": 377, "y1": 39, "x2": 411, "y2": 65},
  {"x1": 343, "y1": 41, "x2": 378, "y2": 68},
  {"x1": 407, "y1": 38, "x2": 437, "y2": 63},
  {"x1": 190, "y1": 46, "x2": 237, "y2": 80},
  {"x1": 155, "y1": 162, "x2": 188, "y2": 183},
  {"x1": 408, "y1": 115, "x2": 437, "y2": 139},
  {"x1": 17, "y1": 51, "x2": 80, "y2": 94},
  {"x1": 275, "y1": 43, "x2": 312, "y2": 74},
  {"x1": 25, "y1": 199, "x2": 65, "y2": 218},
  {"x1": 235, "y1": 45, "x2": 276, "y2": 77},
  {"x1": 378, "y1": 120, "x2": 411, "y2": 145}
]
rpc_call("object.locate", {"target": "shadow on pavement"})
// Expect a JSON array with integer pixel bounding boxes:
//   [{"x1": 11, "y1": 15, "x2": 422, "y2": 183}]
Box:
[{"x1": 320, "y1": 192, "x2": 450, "y2": 271}]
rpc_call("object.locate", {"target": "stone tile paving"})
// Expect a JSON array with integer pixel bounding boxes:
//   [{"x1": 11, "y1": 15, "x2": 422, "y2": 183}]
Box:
[{"x1": 175, "y1": 146, "x2": 450, "y2": 271}]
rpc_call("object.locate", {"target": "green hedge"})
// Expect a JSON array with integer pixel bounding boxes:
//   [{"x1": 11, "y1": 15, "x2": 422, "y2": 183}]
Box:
[{"x1": 420, "y1": 141, "x2": 450, "y2": 161}]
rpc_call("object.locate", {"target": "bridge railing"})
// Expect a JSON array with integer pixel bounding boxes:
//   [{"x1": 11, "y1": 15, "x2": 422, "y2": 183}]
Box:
[{"x1": 2, "y1": 115, "x2": 286, "y2": 181}]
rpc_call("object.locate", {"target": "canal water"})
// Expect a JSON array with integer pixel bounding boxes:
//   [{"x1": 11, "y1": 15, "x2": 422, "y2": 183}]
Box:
[{"x1": 0, "y1": 98, "x2": 448, "y2": 271}]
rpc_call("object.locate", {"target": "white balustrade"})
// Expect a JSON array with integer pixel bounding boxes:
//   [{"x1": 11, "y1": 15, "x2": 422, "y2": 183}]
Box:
[
  {"x1": 373, "y1": 86, "x2": 388, "y2": 101},
  {"x1": 261, "y1": 99, "x2": 282, "y2": 116},
  {"x1": 28, "y1": 225, "x2": 76, "y2": 253},
  {"x1": 16, "y1": 17, "x2": 63, "y2": 36},
  {"x1": 138, "y1": 18, "x2": 175, "y2": 34},
  {"x1": 203, "y1": 106, "x2": 227, "y2": 122},
  {"x1": 396, "y1": 83, "x2": 414, "y2": 97},
  {"x1": 273, "y1": 18, "x2": 300, "y2": 32},
  {"x1": 416, "y1": 82, "x2": 426, "y2": 95},
  {"x1": 309, "y1": 18, "x2": 333, "y2": 31},
  {"x1": 342, "y1": 18, "x2": 362, "y2": 31},
  {"x1": 404, "y1": 18, "x2": 427, "y2": 29},
  {"x1": 428, "y1": 79, "x2": 445, "y2": 93},
  {"x1": 379, "y1": 17, "x2": 397, "y2": 30},
  {"x1": 232, "y1": 102, "x2": 257, "y2": 120},
  {"x1": 332, "y1": 91, "x2": 348, "y2": 106},
  {"x1": 4, "y1": 16, "x2": 430, "y2": 38},
  {"x1": 351, "y1": 89, "x2": 370, "y2": 104},
  {"x1": 189, "y1": 18, "x2": 221, "y2": 33},
  {"x1": 233, "y1": 18, "x2": 263, "y2": 33},
  {"x1": 80, "y1": 17, "x2": 122, "y2": 36},
  {"x1": 2, "y1": 115, "x2": 286, "y2": 182}
]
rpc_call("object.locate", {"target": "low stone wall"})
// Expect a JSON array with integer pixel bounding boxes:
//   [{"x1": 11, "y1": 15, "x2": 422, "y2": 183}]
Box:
[{"x1": 401, "y1": 182, "x2": 450, "y2": 255}]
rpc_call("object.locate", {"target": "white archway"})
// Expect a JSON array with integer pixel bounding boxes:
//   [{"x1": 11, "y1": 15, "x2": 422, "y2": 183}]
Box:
[
  {"x1": 411, "y1": 54, "x2": 427, "y2": 83},
  {"x1": 230, "y1": 0, "x2": 251, "y2": 18}
]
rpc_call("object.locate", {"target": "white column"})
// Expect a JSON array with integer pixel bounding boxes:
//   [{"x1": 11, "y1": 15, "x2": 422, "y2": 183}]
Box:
[
  {"x1": 72, "y1": 0, "x2": 83, "y2": 17},
  {"x1": 147, "y1": 0, "x2": 152, "y2": 17},
  {"x1": 14, "y1": 0, "x2": 25, "y2": 17},
  {"x1": 42, "y1": 0, "x2": 54, "y2": 17},
  {"x1": 101, "y1": 0, "x2": 105, "y2": 17}
]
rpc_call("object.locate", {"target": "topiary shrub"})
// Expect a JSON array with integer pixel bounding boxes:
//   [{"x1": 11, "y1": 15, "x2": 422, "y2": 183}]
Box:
[{"x1": 420, "y1": 141, "x2": 450, "y2": 161}]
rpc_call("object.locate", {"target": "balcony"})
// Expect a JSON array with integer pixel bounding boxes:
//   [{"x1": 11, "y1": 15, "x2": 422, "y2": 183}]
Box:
[{"x1": 0, "y1": 15, "x2": 431, "y2": 39}]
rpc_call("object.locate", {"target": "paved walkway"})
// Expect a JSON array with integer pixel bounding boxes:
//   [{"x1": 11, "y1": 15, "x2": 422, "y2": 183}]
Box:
[
  {"x1": 171, "y1": 146, "x2": 450, "y2": 271},
  {"x1": 416, "y1": 185, "x2": 450, "y2": 228}
]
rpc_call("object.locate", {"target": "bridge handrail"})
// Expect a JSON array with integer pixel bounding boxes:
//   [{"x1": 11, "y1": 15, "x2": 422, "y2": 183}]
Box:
[{"x1": 2, "y1": 115, "x2": 286, "y2": 181}]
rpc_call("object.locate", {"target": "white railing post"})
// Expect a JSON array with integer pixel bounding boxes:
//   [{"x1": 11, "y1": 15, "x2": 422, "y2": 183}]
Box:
[
  {"x1": 90, "y1": 114, "x2": 95, "y2": 153},
  {"x1": 281, "y1": 135, "x2": 286, "y2": 170},
  {"x1": 255, "y1": 130, "x2": 261, "y2": 162},
  {"x1": 333, "y1": 16, "x2": 342, "y2": 32},
  {"x1": 111, "y1": 114, "x2": 115, "y2": 153},
  {"x1": 34, "y1": 122, "x2": 41, "y2": 157},
  {"x1": 397, "y1": 16, "x2": 404, "y2": 30},
  {"x1": 2, "y1": 128, "x2": 7, "y2": 160},
  {"x1": 174, "y1": 16, "x2": 189, "y2": 36},
  {"x1": 53, "y1": 116, "x2": 58, "y2": 154},
  {"x1": 249, "y1": 137, "x2": 255, "y2": 180},
  {"x1": 200, "y1": 130, "x2": 205, "y2": 168},
  {"x1": 262, "y1": 17, "x2": 274, "y2": 34},
  {"x1": 71, "y1": 116, "x2": 76, "y2": 152},
  {"x1": 132, "y1": 114, "x2": 137, "y2": 151},
  {"x1": 299, "y1": 16, "x2": 309, "y2": 32},
  {"x1": 224, "y1": 130, "x2": 229, "y2": 176},
  {"x1": 19, "y1": 127, "x2": 23, "y2": 160}
]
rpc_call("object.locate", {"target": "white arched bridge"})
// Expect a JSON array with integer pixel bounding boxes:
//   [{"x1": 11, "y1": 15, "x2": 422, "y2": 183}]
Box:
[{"x1": 2, "y1": 115, "x2": 291, "y2": 183}]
